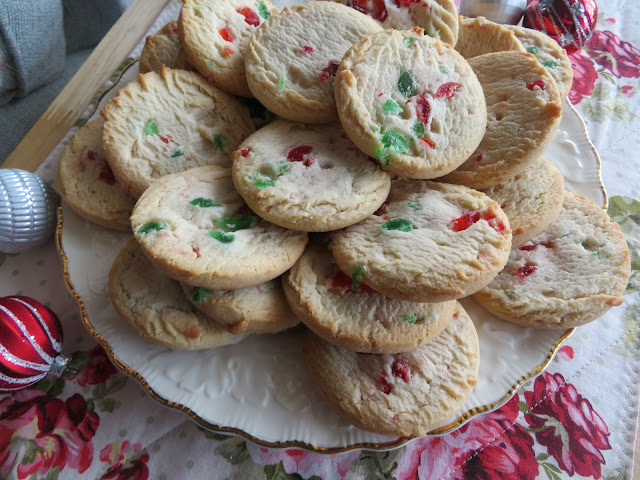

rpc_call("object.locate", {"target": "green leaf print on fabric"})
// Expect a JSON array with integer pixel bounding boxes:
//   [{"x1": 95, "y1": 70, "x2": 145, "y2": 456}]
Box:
[{"x1": 607, "y1": 196, "x2": 640, "y2": 293}]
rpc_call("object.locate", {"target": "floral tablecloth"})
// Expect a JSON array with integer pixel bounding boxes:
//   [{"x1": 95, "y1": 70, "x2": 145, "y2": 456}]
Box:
[{"x1": 2, "y1": 1, "x2": 640, "y2": 479}]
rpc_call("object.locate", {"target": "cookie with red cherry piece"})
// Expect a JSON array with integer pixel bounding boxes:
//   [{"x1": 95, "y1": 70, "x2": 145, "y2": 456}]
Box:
[
  {"x1": 109, "y1": 238, "x2": 248, "y2": 349},
  {"x1": 284, "y1": 243, "x2": 456, "y2": 353},
  {"x1": 454, "y1": 16, "x2": 525, "y2": 59},
  {"x1": 335, "y1": 28, "x2": 486, "y2": 179},
  {"x1": 101, "y1": 66, "x2": 255, "y2": 198},
  {"x1": 178, "y1": 0, "x2": 278, "y2": 97},
  {"x1": 56, "y1": 118, "x2": 135, "y2": 231},
  {"x1": 139, "y1": 21, "x2": 194, "y2": 74},
  {"x1": 130, "y1": 166, "x2": 308, "y2": 290},
  {"x1": 329, "y1": 179, "x2": 512, "y2": 303},
  {"x1": 333, "y1": 0, "x2": 459, "y2": 46},
  {"x1": 473, "y1": 192, "x2": 631, "y2": 329},
  {"x1": 483, "y1": 158, "x2": 564, "y2": 246},
  {"x1": 232, "y1": 119, "x2": 391, "y2": 232},
  {"x1": 303, "y1": 301, "x2": 479, "y2": 436},
  {"x1": 441, "y1": 51, "x2": 562, "y2": 189},
  {"x1": 181, "y1": 277, "x2": 299, "y2": 334},
  {"x1": 245, "y1": 1, "x2": 382, "y2": 123}
]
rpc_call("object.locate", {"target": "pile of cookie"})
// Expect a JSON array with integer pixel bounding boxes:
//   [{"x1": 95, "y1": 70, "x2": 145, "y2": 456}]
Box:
[{"x1": 56, "y1": 0, "x2": 631, "y2": 437}]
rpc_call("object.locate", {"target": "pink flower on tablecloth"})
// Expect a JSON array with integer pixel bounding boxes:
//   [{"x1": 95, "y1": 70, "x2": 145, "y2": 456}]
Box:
[
  {"x1": 568, "y1": 51, "x2": 598, "y2": 104},
  {"x1": 99, "y1": 440, "x2": 149, "y2": 480},
  {"x1": 558, "y1": 345, "x2": 575, "y2": 360},
  {"x1": 69, "y1": 345, "x2": 118, "y2": 386},
  {"x1": 525, "y1": 372, "x2": 611, "y2": 479},
  {"x1": 0, "y1": 390, "x2": 99, "y2": 479},
  {"x1": 586, "y1": 30, "x2": 640, "y2": 79}
]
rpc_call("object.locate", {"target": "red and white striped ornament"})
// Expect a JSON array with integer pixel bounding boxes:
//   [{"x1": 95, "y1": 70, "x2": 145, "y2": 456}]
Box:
[{"x1": 0, "y1": 296, "x2": 68, "y2": 392}]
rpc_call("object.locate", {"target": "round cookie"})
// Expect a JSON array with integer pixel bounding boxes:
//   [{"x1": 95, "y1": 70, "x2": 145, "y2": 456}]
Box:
[
  {"x1": 335, "y1": 28, "x2": 486, "y2": 179},
  {"x1": 232, "y1": 119, "x2": 391, "y2": 232},
  {"x1": 130, "y1": 166, "x2": 308, "y2": 290},
  {"x1": 139, "y1": 21, "x2": 194, "y2": 74},
  {"x1": 101, "y1": 67, "x2": 255, "y2": 199},
  {"x1": 329, "y1": 179, "x2": 512, "y2": 303},
  {"x1": 284, "y1": 243, "x2": 456, "y2": 354},
  {"x1": 483, "y1": 158, "x2": 564, "y2": 246},
  {"x1": 454, "y1": 16, "x2": 526, "y2": 59},
  {"x1": 334, "y1": 0, "x2": 459, "y2": 47},
  {"x1": 303, "y1": 302, "x2": 479, "y2": 436},
  {"x1": 505, "y1": 24, "x2": 573, "y2": 99},
  {"x1": 245, "y1": 2, "x2": 382, "y2": 123},
  {"x1": 109, "y1": 238, "x2": 248, "y2": 350},
  {"x1": 56, "y1": 118, "x2": 135, "y2": 231},
  {"x1": 178, "y1": 0, "x2": 278, "y2": 97},
  {"x1": 473, "y1": 192, "x2": 631, "y2": 329},
  {"x1": 441, "y1": 51, "x2": 563, "y2": 189},
  {"x1": 181, "y1": 278, "x2": 299, "y2": 334}
]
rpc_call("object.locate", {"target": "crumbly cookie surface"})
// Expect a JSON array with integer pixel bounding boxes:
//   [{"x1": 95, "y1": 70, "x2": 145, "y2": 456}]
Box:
[
  {"x1": 441, "y1": 51, "x2": 563, "y2": 189},
  {"x1": 101, "y1": 67, "x2": 254, "y2": 198},
  {"x1": 179, "y1": 0, "x2": 278, "y2": 97},
  {"x1": 56, "y1": 118, "x2": 135, "y2": 231},
  {"x1": 109, "y1": 238, "x2": 248, "y2": 349},
  {"x1": 130, "y1": 166, "x2": 308, "y2": 290},
  {"x1": 455, "y1": 16, "x2": 525, "y2": 59},
  {"x1": 483, "y1": 158, "x2": 564, "y2": 246},
  {"x1": 284, "y1": 243, "x2": 456, "y2": 353},
  {"x1": 335, "y1": 29, "x2": 486, "y2": 179},
  {"x1": 139, "y1": 21, "x2": 194, "y2": 74},
  {"x1": 232, "y1": 119, "x2": 391, "y2": 231},
  {"x1": 181, "y1": 277, "x2": 299, "y2": 334},
  {"x1": 303, "y1": 302, "x2": 479, "y2": 436},
  {"x1": 473, "y1": 192, "x2": 631, "y2": 329},
  {"x1": 329, "y1": 179, "x2": 512, "y2": 303},
  {"x1": 245, "y1": 2, "x2": 382, "y2": 123}
]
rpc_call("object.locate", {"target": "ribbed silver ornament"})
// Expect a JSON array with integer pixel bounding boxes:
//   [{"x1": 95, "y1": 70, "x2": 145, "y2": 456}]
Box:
[
  {"x1": 0, "y1": 169, "x2": 58, "y2": 253},
  {"x1": 459, "y1": 0, "x2": 527, "y2": 24}
]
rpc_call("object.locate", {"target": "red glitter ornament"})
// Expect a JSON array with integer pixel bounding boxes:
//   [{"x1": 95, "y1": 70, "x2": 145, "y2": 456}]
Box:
[
  {"x1": 523, "y1": 0, "x2": 598, "y2": 54},
  {"x1": 0, "y1": 296, "x2": 67, "y2": 392}
]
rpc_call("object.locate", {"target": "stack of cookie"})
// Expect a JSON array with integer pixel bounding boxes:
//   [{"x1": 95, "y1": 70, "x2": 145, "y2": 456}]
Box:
[{"x1": 55, "y1": 0, "x2": 631, "y2": 437}]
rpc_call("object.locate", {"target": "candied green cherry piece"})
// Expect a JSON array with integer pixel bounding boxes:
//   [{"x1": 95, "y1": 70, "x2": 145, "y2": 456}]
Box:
[
  {"x1": 398, "y1": 71, "x2": 416, "y2": 97},
  {"x1": 191, "y1": 287, "x2": 213, "y2": 303},
  {"x1": 402, "y1": 315, "x2": 417, "y2": 324},
  {"x1": 137, "y1": 221, "x2": 167, "y2": 234},
  {"x1": 382, "y1": 218, "x2": 414, "y2": 232},
  {"x1": 212, "y1": 134, "x2": 228, "y2": 149},
  {"x1": 144, "y1": 120, "x2": 159, "y2": 135},
  {"x1": 189, "y1": 197, "x2": 222, "y2": 208},
  {"x1": 209, "y1": 230, "x2": 235, "y2": 243},
  {"x1": 215, "y1": 214, "x2": 258, "y2": 232},
  {"x1": 411, "y1": 122, "x2": 425, "y2": 137},
  {"x1": 526, "y1": 46, "x2": 540, "y2": 55},
  {"x1": 381, "y1": 131, "x2": 409, "y2": 153},
  {"x1": 257, "y1": 1, "x2": 270, "y2": 19},
  {"x1": 351, "y1": 265, "x2": 366, "y2": 292},
  {"x1": 383, "y1": 99, "x2": 403, "y2": 116}
]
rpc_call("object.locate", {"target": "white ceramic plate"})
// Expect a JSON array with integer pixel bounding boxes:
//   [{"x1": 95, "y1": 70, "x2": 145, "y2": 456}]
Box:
[{"x1": 58, "y1": 52, "x2": 605, "y2": 452}]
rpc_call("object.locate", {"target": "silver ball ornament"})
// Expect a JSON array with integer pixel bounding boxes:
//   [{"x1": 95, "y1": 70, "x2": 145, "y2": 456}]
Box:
[
  {"x1": 0, "y1": 169, "x2": 59, "y2": 253},
  {"x1": 459, "y1": 0, "x2": 527, "y2": 25}
]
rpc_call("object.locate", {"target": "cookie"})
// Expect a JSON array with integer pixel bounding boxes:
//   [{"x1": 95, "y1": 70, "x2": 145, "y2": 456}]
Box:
[
  {"x1": 505, "y1": 24, "x2": 573, "y2": 99},
  {"x1": 245, "y1": 2, "x2": 382, "y2": 123},
  {"x1": 284, "y1": 243, "x2": 456, "y2": 353},
  {"x1": 473, "y1": 192, "x2": 631, "y2": 329},
  {"x1": 303, "y1": 302, "x2": 479, "y2": 436},
  {"x1": 232, "y1": 119, "x2": 391, "y2": 232},
  {"x1": 454, "y1": 16, "x2": 526, "y2": 59},
  {"x1": 335, "y1": 28, "x2": 486, "y2": 179},
  {"x1": 130, "y1": 165, "x2": 308, "y2": 290},
  {"x1": 329, "y1": 179, "x2": 512, "y2": 303},
  {"x1": 101, "y1": 67, "x2": 255, "y2": 198},
  {"x1": 441, "y1": 51, "x2": 563, "y2": 189},
  {"x1": 56, "y1": 118, "x2": 135, "y2": 231},
  {"x1": 139, "y1": 21, "x2": 194, "y2": 74},
  {"x1": 334, "y1": 0, "x2": 459, "y2": 46},
  {"x1": 109, "y1": 238, "x2": 248, "y2": 349},
  {"x1": 483, "y1": 158, "x2": 564, "y2": 246},
  {"x1": 178, "y1": 0, "x2": 278, "y2": 97},
  {"x1": 181, "y1": 277, "x2": 299, "y2": 334}
]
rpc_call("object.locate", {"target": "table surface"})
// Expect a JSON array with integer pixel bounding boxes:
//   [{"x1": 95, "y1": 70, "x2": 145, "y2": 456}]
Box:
[{"x1": 2, "y1": 1, "x2": 640, "y2": 479}]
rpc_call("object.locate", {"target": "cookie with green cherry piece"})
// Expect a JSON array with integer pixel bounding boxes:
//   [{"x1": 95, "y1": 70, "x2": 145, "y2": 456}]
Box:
[
  {"x1": 181, "y1": 276, "x2": 299, "y2": 334},
  {"x1": 329, "y1": 178, "x2": 512, "y2": 303},
  {"x1": 139, "y1": 21, "x2": 195, "y2": 74},
  {"x1": 130, "y1": 165, "x2": 308, "y2": 290},
  {"x1": 101, "y1": 66, "x2": 255, "y2": 199},
  {"x1": 473, "y1": 192, "x2": 631, "y2": 329},
  {"x1": 283, "y1": 242, "x2": 456, "y2": 354},
  {"x1": 178, "y1": 0, "x2": 278, "y2": 97},
  {"x1": 335, "y1": 28, "x2": 486, "y2": 179},
  {"x1": 245, "y1": 1, "x2": 382, "y2": 123},
  {"x1": 232, "y1": 119, "x2": 391, "y2": 232},
  {"x1": 109, "y1": 238, "x2": 249, "y2": 349},
  {"x1": 454, "y1": 16, "x2": 526, "y2": 60},
  {"x1": 303, "y1": 301, "x2": 479, "y2": 436}
]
